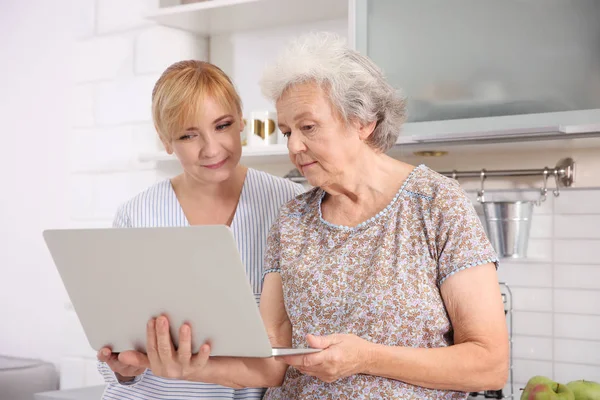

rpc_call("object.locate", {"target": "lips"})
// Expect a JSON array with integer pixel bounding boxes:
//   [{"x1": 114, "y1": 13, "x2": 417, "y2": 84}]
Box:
[
  {"x1": 299, "y1": 161, "x2": 317, "y2": 168},
  {"x1": 202, "y1": 158, "x2": 228, "y2": 169}
]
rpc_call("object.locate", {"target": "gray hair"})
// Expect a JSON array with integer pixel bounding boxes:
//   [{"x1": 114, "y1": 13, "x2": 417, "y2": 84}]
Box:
[{"x1": 259, "y1": 32, "x2": 406, "y2": 152}]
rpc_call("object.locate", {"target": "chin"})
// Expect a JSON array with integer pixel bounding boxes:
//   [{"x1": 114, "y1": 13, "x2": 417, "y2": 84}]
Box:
[
  {"x1": 189, "y1": 160, "x2": 237, "y2": 183},
  {"x1": 302, "y1": 173, "x2": 323, "y2": 188}
]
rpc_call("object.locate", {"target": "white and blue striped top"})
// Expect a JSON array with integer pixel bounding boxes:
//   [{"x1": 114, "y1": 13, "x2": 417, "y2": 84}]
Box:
[{"x1": 98, "y1": 168, "x2": 305, "y2": 400}]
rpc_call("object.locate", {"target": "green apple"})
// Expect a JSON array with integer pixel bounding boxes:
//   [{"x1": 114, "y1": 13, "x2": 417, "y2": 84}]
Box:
[
  {"x1": 521, "y1": 376, "x2": 575, "y2": 400},
  {"x1": 566, "y1": 380, "x2": 600, "y2": 400}
]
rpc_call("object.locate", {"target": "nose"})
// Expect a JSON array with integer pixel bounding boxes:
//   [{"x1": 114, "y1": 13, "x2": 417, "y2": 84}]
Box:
[
  {"x1": 199, "y1": 134, "x2": 219, "y2": 158},
  {"x1": 286, "y1": 131, "x2": 306, "y2": 155}
]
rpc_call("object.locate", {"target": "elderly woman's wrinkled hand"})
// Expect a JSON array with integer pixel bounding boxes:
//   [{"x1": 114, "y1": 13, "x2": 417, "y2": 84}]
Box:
[
  {"x1": 277, "y1": 333, "x2": 374, "y2": 383},
  {"x1": 118, "y1": 316, "x2": 211, "y2": 381}
]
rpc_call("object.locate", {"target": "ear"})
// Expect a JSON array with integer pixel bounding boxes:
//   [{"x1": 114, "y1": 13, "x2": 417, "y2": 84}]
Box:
[
  {"x1": 357, "y1": 119, "x2": 377, "y2": 141},
  {"x1": 161, "y1": 137, "x2": 174, "y2": 155}
]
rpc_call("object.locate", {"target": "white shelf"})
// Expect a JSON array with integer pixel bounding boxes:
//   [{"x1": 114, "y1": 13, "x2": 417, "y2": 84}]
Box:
[
  {"x1": 145, "y1": 0, "x2": 348, "y2": 36},
  {"x1": 139, "y1": 144, "x2": 291, "y2": 164}
]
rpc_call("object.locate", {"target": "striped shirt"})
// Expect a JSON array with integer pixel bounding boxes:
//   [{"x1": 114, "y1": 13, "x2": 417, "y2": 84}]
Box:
[{"x1": 98, "y1": 168, "x2": 305, "y2": 400}]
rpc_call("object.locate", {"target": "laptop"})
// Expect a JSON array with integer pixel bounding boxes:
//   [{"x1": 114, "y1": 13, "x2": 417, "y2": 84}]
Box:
[{"x1": 43, "y1": 225, "x2": 320, "y2": 357}]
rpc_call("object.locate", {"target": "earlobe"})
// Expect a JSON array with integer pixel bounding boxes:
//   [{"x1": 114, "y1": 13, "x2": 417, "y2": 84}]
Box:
[
  {"x1": 162, "y1": 140, "x2": 173, "y2": 154},
  {"x1": 358, "y1": 120, "x2": 377, "y2": 141}
]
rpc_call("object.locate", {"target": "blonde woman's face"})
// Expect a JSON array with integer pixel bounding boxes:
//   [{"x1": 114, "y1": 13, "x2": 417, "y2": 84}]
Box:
[{"x1": 164, "y1": 96, "x2": 243, "y2": 185}]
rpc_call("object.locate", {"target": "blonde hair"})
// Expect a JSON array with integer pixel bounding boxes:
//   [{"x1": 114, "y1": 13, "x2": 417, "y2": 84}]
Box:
[{"x1": 152, "y1": 60, "x2": 243, "y2": 141}]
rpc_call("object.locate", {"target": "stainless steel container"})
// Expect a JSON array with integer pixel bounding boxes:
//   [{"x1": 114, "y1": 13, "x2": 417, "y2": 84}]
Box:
[{"x1": 482, "y1": 201, "x2": 534, "y2": 259}]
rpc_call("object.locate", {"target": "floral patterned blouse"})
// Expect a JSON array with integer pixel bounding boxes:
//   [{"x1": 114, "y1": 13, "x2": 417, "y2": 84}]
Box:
[{"x1": 262, "y1": 164, "x2": 500, "y2": 400}]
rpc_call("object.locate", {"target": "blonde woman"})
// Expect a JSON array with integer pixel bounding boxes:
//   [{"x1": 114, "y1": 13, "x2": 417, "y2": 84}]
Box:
[{"x1": 95, "y1": 60, "x2": 304, "y2": 399}]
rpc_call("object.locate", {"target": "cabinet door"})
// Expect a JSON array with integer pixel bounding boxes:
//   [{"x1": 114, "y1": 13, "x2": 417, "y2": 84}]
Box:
[{"x1": 351, "y1": 0, "x2": 600, "y2": 141}]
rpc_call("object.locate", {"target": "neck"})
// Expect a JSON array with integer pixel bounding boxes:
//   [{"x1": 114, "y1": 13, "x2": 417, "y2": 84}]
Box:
[
  {"x1": 323, "y1": 150, "x2": 404, "y2": 205},
  {"x1": 177, "y1": 165, "x2": 247, "y2": 203}
]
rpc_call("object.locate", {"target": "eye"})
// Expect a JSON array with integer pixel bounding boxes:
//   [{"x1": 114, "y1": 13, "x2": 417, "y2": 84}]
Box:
[
  {"x1": 282, "y1": 131, "x2": 291, "y2": 138},
  {"x1": 216, "y1": 122, "x2": 232, "y2": 131},
  {"x1": 178, "y1": 134, "x2": 194, "y2": 140},
  {"x1": 301, "y1": 125, "x2": 315, "y2": 132}
]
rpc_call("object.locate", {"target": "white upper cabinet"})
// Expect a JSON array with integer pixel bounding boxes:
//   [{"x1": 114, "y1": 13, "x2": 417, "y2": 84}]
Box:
[
  {"x1": 146, "y1": 0, "x2": 348, "y2": 36},
  {"x1": 351, "y1": 0, "x2": 600, "y2": 144}
]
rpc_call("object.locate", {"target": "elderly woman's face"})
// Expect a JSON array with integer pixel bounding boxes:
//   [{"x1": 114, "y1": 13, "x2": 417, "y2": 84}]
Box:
[{"x1": 276, "y1": 82, "x2": 367, "y2": 187}]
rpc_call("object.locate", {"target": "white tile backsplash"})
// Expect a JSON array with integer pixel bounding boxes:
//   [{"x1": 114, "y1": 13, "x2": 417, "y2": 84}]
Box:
[
  {"x1": 96, "y1": 0, "x2": 153, "y2": 34},
  {"x1": 62, "y1": 310, "x2": 96, "y2": 359},
  {"x1": 528, "y1": 215, "x2": 554, "y2": 239},
  {"x1": 554, "y1": 264, "x2": 600, "y2": 290},
  {"x1": 133, "y1": 123, "x2": 163, "y2": 154},
  {"x1": 513, "y1": 359, "x2": 554, "y2": 384},
  {"x1": 553, "y1": 363, "x2": 600, "y2": 383},
  {"x1": 84, "y1": 358, "x2": 107, "y2": 386},
  {"x1": 513, "y1": 312, "x2": 553, "y2": 336},
  {"x1": 554, "y1": 215, "x2": 600, "y2": 239},
  {"x1": 74, "y1": 34, "x2": 134, "y2": 83},
  {"x1": 497, "y1": 262, "x2": 553, "y2": 287},
  {"x1": 69, "y1": 175, "x2": 94, "y2": 220},
  {"x1": 70, "y1": 126, "x2": 136, "y2": 172},
  {"x1": 512, "y1": 335, "x2": 553, "y2": 360},
  {"x1": 554, "y1": 239, "x2": 600, "y2": 264},
  {"x1": 554, "y1": 289, "x2": 600, "y2": 315},
  {"x1": 72, "y1": 0, "x2": 96, "y2": 39},
  {"x1": 135, "y1": 26, "x2": 208, "y2": 75},
  {"x1": 554, "y1": 339, "x2": 600, "y2": 365},
  {"x1": 512, "y1": 288, "x2": 553, "y2": 312},
  {"x1": 92, "y1": 171, "x2": 159, "y2": 220},
  {"x1": 71, "y1": 85, "x2": 95, "y2": 128},
  {"x1": 525, "y1": 239, "x2": 554, "y2": 262},
  {"x1": 555, "y1": 190, "x2": 600, "y2": 215},
  {"x1": 94, "y1": 74, "x2": 158, "y2": 125},
  {"x1": 59, "y1": 357, "x2": 88, "y2": 390},
  {"x1": 554, "y1": 314, "x2": 600, "y2": 341}
]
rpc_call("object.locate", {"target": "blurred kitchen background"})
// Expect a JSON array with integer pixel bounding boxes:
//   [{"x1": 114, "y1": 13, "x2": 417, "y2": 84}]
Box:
[{"x1": 1, "y1": 0, "x2": 599, "y2": 398}]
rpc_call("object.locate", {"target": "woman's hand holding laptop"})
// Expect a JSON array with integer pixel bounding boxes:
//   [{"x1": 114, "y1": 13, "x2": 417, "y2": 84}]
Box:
[
  {"x1": 116, "y1": 315, "x2": 213, "y2": 382},
  {"x1": 96, "y1": 346, "x2": 145, "y2": 383}
]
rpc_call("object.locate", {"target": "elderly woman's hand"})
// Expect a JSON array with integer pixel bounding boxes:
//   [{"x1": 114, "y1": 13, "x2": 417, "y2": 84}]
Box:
[
  {"x1": 118, "y1": 316, "x2": 211, "y2": 381},
  {"x1": 277, "y1": 333, "x2": 374, "y2": 383}
]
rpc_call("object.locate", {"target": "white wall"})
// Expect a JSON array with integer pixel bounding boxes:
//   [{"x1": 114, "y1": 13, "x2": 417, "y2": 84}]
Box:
[
  {"x1": 0, "y1": 0, "x2": 73, "y2": 364},
  {"x1": 61, "y1": 0, "x2": 209, "y2": 389}
]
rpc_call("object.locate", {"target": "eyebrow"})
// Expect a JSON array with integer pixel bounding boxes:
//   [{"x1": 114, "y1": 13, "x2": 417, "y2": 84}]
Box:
[
  {"x1": 184, "y1": 115, "x2": 234, "y2": 131},
  {"x1": 294, "y1": 111, "x2": 312, "y2": 121}
]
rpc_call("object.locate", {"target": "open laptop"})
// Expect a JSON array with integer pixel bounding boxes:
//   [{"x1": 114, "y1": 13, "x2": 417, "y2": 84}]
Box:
[{"x1": 43, "y1": 225, "x2": 320, "y2": 357}]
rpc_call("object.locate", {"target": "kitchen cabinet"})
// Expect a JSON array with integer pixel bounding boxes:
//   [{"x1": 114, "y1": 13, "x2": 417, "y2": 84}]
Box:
[
  {"x1": 350, "y1": 0, "x2": 600, "y2": 144},
  {"x1": 146, "y1": 0, "x2": 347, "y2": 37}
]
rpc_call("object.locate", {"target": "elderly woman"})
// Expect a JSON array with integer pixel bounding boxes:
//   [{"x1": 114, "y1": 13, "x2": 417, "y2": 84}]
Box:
[{"x1": 121, "y1": 33, "x2": 509, "y2": 399}]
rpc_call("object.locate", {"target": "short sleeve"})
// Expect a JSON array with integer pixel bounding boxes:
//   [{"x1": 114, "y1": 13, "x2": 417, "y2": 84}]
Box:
[
  {"x1": 433, "y1": 187, "x2": 499, "y2": 286},
  {"x1": 261, "y1": 217, "x2": 282, "y2": 283}
]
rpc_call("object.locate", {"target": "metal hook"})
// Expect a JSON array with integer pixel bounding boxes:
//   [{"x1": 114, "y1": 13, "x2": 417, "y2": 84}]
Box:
[
  {"x1": 553, "y1": 169, "x2": 561, "y2": 197},
  {"x1": 537, "y1": 168, "x2": 549, "y2": 206},
  {"x1": 452, "y1": 170, "x2": 458, "y2": 180},
  {"x1": 477, "y1": 169, "x2": 487, "y2": 203}
]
